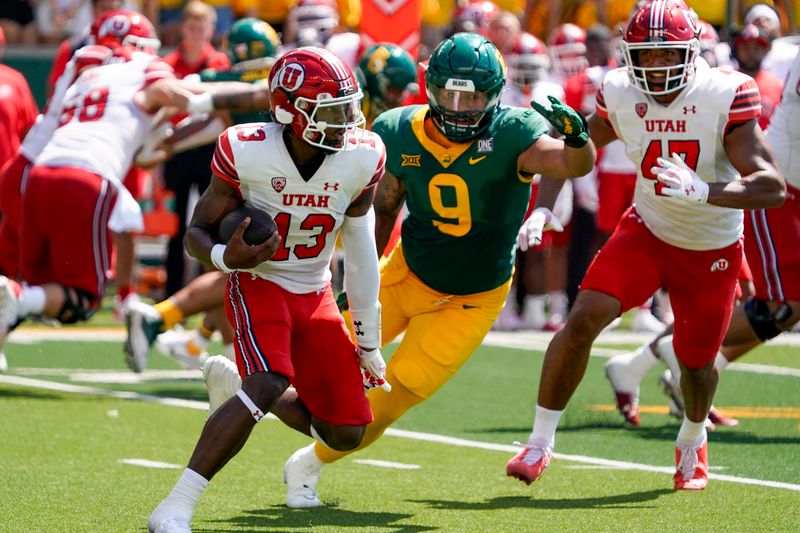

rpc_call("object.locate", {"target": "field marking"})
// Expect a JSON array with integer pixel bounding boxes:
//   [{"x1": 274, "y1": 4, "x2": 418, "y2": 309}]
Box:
[
  {"x1": 352, "y1": 459, "x2": 421, "y2": 470},
  {"x1": 121, "y1": 458, "x2": 182, "y2": 469},
  {"x1": 587, "y1": 404, "x2": 800, "y2": 419},
  {"x1": 2, "y1": 373, "x2": 799, "y2": 492}
]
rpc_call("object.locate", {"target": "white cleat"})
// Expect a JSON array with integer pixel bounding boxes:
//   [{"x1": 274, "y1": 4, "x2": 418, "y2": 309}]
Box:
[
  {"x1": 147, "y1": 501, "x2": 191, "y2": 533},
  {"x1": 156, "y1": 327, "x2": 208, "y2": 370},
  {"x1": 202, "y1": 355, "x2": 241, "y2": 416},
  {"x1": 0, "y1": 350, "x2": 7, "y2": 373},
  {"x1": 124, "y1": 300, "x2": 163, "y2": 373},
  {"x1": 0, "y1": 275, "x2": 20, "y2": 327},
  {"x1": 284, "y1": 443, "x2": 324, "y2": 508}
]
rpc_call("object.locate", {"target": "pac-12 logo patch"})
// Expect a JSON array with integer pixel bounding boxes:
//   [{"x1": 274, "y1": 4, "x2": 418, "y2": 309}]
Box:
[
  {"x1": 273, "y1": 63, "x2": 305, "y2": 92},
  {"x1": 635, "y1": 102, "x2": 648, "y2": 118},
  {"x1": 271, "y1": 176, "x2": 287, "y2": 192}
]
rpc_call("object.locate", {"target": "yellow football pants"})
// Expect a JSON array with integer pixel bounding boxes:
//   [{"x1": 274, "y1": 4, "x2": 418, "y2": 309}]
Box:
[{"x1": 317, "y1": 244, "x2": 510, "y2": 464}]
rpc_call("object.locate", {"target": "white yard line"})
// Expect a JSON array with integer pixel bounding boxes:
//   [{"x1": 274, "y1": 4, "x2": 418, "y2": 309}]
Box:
[
  {"x1": 352, "y1": 459, "x2": 420, "y2": 470},
  {"x1": 2, "y1": 373, "x2": 799, "y2": 492}
]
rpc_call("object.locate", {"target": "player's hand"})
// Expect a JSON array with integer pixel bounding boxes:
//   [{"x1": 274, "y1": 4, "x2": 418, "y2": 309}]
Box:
[
  {"x1": 223, "y1": 218, "x2": 281, "y2": 269},
  {"x1": 517, "y1": 207, "x2": 564, "y2": 251},
  {"x1": 652, "y1": 153, "x2": 709, "y2": 203},
  {"x1": 531, "y1": 95, "x2": 589, "y2": 148},
  {"x1": 356, "y1": 346, "x2": 391, "y2": 392}
]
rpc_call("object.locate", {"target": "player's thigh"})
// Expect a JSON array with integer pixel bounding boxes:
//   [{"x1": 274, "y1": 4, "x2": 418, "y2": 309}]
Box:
[
  {"x1": 224, "y1": 273, "x2": 294, "y2": 379},
  {"x1": 389, "y1": 304, "x2": 498, "y2": 399},
  {"x1": 666, "y1": 241, "x2": 742, "y2": 369},
  {"x1": 744, "y1": 192, "x2": 800, "y2": 301},
  {"x1": 292, "y1": 288, "x2": 371, "y2": 426},
  {"x1": 580, "y1": 208, "x2": 662, "y2": 313}
]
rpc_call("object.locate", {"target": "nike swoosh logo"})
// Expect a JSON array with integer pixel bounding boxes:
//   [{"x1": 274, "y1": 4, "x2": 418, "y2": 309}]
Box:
[
  {"x1": 462, "y1": 305, "x2": 480, "y2": 309},
  {"x1": 468, "y1": 155, "x2": 486, "y2": 165}
]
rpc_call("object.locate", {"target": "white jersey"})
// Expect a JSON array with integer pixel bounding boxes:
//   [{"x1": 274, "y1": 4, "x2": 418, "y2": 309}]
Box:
[
  {"x1": 20, "y1": 61, "x2": 77, "y2": 161},
  {"x1": 35, "y1": 52, "x2": 173, "y2": 187},
  {"x1": 211, "y1": 122, "x2": 386, "y2": 293},
  {"x1": 765, "y1": 50, "x2": 800, "y2": 190},
  {"x1": 597, "y1": 64, "x2": 761, "y2": 250}
]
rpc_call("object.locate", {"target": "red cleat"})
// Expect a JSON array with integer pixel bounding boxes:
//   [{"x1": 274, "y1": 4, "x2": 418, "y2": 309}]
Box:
[
  {"x1": 708, "y1": 406, "x2": 739, "y2": 428},
  {"x1": 604, "y1": 363, "x2": 640, "y2": 426},
  {"x1": 506, "y1": 441, "x2": 552, "y2": 485},
  {"x1": 673, "y1": 440, "x2": 708, "y2": 490}
]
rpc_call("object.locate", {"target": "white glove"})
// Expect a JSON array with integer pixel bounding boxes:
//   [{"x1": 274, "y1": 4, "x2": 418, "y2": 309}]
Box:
[
  {"x1": 356, "y1": 346, "x2": 391, "y2": 392},
  {"x1": 652, "y1": 153, "x2": 709, "y2": 203},
  {"x1": 517, "y1": 207, "x2": 564, "y2": 251}
]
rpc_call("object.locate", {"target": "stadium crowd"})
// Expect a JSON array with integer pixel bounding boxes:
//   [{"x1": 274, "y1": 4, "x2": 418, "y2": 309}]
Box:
[{"x1": 1, "y1": 0, "x2": 799, "y2": 529}]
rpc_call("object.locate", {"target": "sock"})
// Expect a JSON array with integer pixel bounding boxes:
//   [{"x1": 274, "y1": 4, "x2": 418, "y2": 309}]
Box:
[
  {"x1": 608, "y1": 344, "x2": 660, "y2": 390},
  {"x1": 117, "y1": 285, "x2": 134, "y2": 300},
  {"x1": 154, "y1": 298, "x2": 184, "y2": 330},
  {"x1": 528, "y1": 404, "x2": 563, "y2": 449},
  {"x1": 164, "y1": 468, "x2": 208, "y2": 517},
  {"x1": 656, "y1": 335, "x2": 682, "y2": 387},
  {"x1": 19, "y1": 285, "x2": 46, "y2": 316},
  {"x1": 197, "y1": 322, "x2": 214, "y2": 340},
  {"x1": 547, "y1": 291, "x2": 568, "y2": 321},
  {"x1": 676, "y1": 416, "x2": 707, "y2": 447},
  {"x1": 523, "y1": 295, "x2": 547, "y2": 329},
  {"x1": 714, "y1": 352, "x2": 729, "y2": 373}
]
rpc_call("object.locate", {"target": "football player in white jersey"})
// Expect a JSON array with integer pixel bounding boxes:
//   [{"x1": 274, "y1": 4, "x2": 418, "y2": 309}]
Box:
[
  {"x1": 507, "y1": 0, "x2": 785, "y2": 492},
  {"x1": 0, "y1": 11, "x2": 271, "y2": 363},
  {"x1": 148, "y1": 47, "x2": 389, "y2": 533}
]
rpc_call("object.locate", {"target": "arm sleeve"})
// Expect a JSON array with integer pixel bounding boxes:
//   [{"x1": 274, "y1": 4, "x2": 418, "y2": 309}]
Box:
[
  {"x1": 210, "y1": 131, "x2": 243, "y2": 198},
  {"x1": 726, "y1": 78, "x2": 761, "y2": 134},
  {"x1": 341, "y1": 209, "x2": 381, "y2": 350}
]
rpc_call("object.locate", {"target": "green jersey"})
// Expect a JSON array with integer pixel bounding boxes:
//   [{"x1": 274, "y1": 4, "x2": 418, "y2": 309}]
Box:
[
  {"x1": 199, "y1": 67, "x2": 271, "y2": 125},
  {"x1": 372, "y1": 105, "x2": 549, "y2": 295}
]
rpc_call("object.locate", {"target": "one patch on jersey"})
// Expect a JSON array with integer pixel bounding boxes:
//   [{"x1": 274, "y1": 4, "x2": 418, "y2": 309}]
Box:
[
  {"x1": 271, "y1": 176, "x2": 287, "y2": 192},
  {"x1": 635, "y1": 102, "x2": 648, "y2": 118},
  {"x1": 272, "y1": 62, "x2": 305, "y2": 92},
  {"x1": 401, "y1": 154, "x2": 421, "y2": 167},
  {"x1": 477, "y1": 138, "x2": 494, "y2": 153}
]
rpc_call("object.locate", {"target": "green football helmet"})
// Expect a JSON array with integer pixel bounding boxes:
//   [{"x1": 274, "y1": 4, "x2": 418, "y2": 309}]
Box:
[
  {"x1": 224, "y1": 18, "x2": 281, "y2": 69},
  {"x1": 425, "y1": 32, "x2": 506, "y2": 142},
  {"x1": 356, "y1": 43, "x2": 419, "y2": 117}
]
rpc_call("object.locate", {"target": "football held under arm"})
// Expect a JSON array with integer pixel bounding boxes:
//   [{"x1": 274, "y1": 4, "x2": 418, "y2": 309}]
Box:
[{"x1": 341, "y1": 209, "x2": 381, "y2": 350}]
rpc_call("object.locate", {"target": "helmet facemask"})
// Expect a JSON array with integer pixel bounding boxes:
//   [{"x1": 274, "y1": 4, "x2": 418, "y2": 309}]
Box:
[
  {"x1": 622, "y1": 40, "x2": 699, "y2": 96},
  {"x1": 426, "y1": 81, "x2": 500, "y2": 142},
  {"x1": 291, "y1": 90, "x2": 366, "y2": 151}
]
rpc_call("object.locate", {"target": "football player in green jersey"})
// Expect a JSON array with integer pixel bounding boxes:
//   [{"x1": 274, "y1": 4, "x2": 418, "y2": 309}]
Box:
[
  {"x1": 282, "y1": 32, "x2": 596, "y2": 508},
  {"x1": 356, "y1": 43, "x2": 419, "y2": 128}
]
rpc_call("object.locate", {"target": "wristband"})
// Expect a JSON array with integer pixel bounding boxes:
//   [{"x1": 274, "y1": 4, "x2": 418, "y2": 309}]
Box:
[
  {"x1": 187, "y1": 92, "x2": 214, "y2": 113},
  {"x1": 210, "y1": 244, "x2": 233, "y2": 273}
]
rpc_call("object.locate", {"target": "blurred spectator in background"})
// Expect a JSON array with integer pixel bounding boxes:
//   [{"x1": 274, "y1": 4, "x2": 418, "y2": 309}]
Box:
[
  {"x1": 733, "y1": 23, "x2": 783, "y2": 129},
  {"x1": 745, "y1": 2, "x2": 798, "y2": 81},
  {"x1": 46, "y1": 0, "x2": 123, "y2": 97},
  {"x1": 204, "y1": 0, "x2": 235, "y2": 43},
  {"x1": 158, "y1": 0, "x2": 183, "y2": 47},
  {"x1": 161, "y1": 0, "x2": 229, "y2": 298},
  {"x1": 0, "y1": 0, "x2": 37, "y2": 45},
  {"x1": 0, "y1": 27, "x2": 39, "y2": 169},
  {"x1": 37, "y1": 0, "x2": 93, "y2": 44}
]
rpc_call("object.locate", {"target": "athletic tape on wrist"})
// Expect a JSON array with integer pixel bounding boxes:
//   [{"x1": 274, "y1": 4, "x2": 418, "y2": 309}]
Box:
[{"x1": 210, "y1": 244, "x2": 233, "y2": 273}]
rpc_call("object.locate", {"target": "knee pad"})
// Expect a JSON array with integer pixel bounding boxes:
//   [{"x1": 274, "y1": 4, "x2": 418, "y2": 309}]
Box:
[
  {"x1": 55, "y1": 288, "x2": 97, "y2": 324},
  {"x1": 744, "y1": 298, "x2": 791, "y2": 341}
]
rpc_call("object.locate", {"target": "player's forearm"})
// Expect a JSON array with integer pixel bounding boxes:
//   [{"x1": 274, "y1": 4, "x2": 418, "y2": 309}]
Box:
[
  {"x1": 374, "y1": 210, "x2": 399, "y2": 258},
  {"x1": 562, "y1": 142, "x2": 596, "y2": 177},
  {"x1": 535, "y1": 176, "x2": 567, "y2": 211},
  {"x1": 706, "y1": 172, "x2": 786, "y2": 209},
  {"x1": 185, "y1": 226, "x2": 217, "y2": 267},
  {"x1": 208, "y1": 88, "x2": 271, "y2": 113},
  {"x1": 342, "y1": 211, "x2": 381, "y2": 349}
]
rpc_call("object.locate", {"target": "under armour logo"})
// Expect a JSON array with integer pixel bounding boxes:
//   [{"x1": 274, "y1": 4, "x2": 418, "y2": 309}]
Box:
[
  {"x1": 683, "y1": 105, "x2": 696, "y2": 115},
  {"x1": 354, "y1": 320, "x2": 364, "y2": 336},
  {"x1": 323, "y1": 182, "x2": 339, "y2": 191}
]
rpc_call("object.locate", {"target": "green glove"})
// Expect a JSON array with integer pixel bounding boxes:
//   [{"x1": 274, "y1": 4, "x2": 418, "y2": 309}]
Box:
[
  {"x1": 336, "y1": 291, "x2": 349, "y2": 312},
  {"x1": 531, "y1": 95, "x2": 589, "y2": 148}
]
